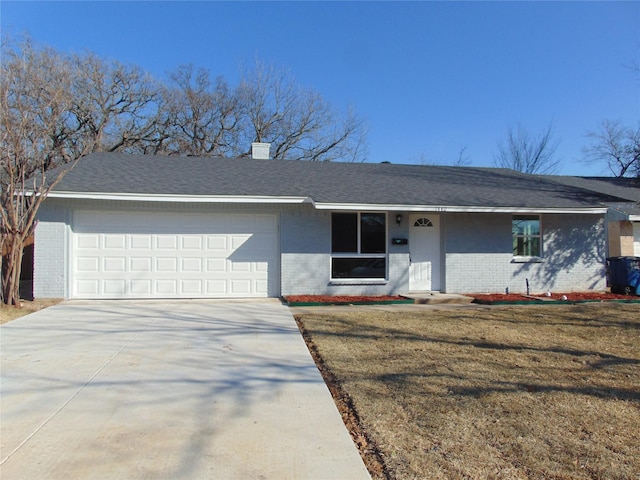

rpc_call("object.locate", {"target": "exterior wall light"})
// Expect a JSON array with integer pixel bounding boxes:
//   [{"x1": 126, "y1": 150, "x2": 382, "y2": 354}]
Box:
[{"x1": 396, "y1": 214, "x2": 403, "y2": 225}]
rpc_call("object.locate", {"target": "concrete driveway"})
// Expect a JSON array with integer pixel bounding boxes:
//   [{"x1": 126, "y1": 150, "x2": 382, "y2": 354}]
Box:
[{"x1": 0, "y1": 300, "x2": 369, "y2": 480}]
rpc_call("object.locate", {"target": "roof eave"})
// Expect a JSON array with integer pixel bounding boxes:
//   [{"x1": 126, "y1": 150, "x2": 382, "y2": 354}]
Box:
[
  {"x1": 45, "y1": 192, "x2": 609, "y2": 214},
  {"x1": 46, "y1": 191, "x2": 310, "y2": 204},
  {"x1": 311, "y1": 202, "x2": 608, "y2": 214}
]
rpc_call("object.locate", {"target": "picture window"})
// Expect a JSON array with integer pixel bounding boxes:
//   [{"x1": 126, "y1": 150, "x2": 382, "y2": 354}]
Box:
[{"x1": 331, "y1": 212, "x2": 387, "y2": 279}]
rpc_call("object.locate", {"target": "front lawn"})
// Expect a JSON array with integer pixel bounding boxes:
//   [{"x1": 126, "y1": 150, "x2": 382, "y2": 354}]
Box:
[{"x1": 295, "y1": 303, "x2": 640, "y2": 479}]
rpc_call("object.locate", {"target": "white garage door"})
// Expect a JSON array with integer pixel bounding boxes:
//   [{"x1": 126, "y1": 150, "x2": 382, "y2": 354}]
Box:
[
  {"x1": 634, "y1": 222, "x2": 640, "y2": 256},
  {"x1": 72, "y1": 211, "x2": 279, "y2": 299}
]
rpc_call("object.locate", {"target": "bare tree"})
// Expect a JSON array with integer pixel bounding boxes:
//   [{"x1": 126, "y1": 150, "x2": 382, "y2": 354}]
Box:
[
  {"x1": 413, "y1": 146, "x2": 471, "y2": 167},
  {"x1": 494, "y1": 123, "x2": 560, "y2": 175},
  {"x1": 583, "y1": 120, "x2": 640, "y2": 177},
  {"x1": 146, "y1": 61, "x2": 367, "y2": 161},
  {"x1": 68, "y1": 52, "x2": 160, "y2": 154},
  {"x1": 1, "y1": 37, "x2": 159, "y2": 304},
  {"x1": 236, "y1": 61, "x2": 367, "y2": 162},
  {"x1": 1, "y1": 38, "x2": 369, "y2": 303},
  {"x1": 452, "y1": 146, "x2": 471, "y2": 167},
  {"x1": 155, "y1": 64, "x2": 241, "y2": 156},
  {"x1": 1, "y1": 39, "x2": 87, "y2": 305}
]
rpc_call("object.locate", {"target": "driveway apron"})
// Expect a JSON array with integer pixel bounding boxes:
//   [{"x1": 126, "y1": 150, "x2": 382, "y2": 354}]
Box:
[{"x1": 0, "y1": 300, "x2": 370, "y2": 479}]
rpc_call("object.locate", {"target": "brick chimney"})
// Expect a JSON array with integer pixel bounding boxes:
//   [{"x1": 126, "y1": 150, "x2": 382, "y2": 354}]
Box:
[{"x1": 251, "y1": 142, "x2": 271, "y2": 160}]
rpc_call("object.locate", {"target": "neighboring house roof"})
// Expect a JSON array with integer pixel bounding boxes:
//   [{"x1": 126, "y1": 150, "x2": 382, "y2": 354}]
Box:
[
  {"x1": 48, "y1": 153, "x2": 624, "y2": 213},
  {"x1": 545, "y1": 176, "x2": 640, "y2": 218}
]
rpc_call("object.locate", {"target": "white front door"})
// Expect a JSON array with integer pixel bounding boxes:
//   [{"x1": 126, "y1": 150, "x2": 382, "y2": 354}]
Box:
[{"x1": 409, "y1": 214, "x2": 441, "y2": 291}]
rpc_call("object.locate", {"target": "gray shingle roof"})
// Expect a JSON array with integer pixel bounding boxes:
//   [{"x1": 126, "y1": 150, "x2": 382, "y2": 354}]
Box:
[
  {"x1": 544, "y1": 176, "x2": 640, "y2": 202},
  {"x1": 51, "y1": 153, "x2": 627, "y2": 210},
  {"x1": 544, "y1": 176, "x2": 640, "y2": 216}
]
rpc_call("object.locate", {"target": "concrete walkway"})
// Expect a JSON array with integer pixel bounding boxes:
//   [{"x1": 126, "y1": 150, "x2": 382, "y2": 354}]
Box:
[{"x1": 0, "y1": 300, "x2": 370, "y2": 480}]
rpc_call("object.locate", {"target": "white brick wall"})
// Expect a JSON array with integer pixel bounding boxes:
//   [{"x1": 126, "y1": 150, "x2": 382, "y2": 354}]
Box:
[
  {"x1": 511, "y1": 214, "x2": 607, "y2": 293},
  {"x1": 445, "y1": 253, "x2": 513, "y2": 293},
  {"x1": 34, "y1": 199, "x2": 288, "y2": 299},
  {"x1": 34, "y1": 198, "x2": 607, "y2": 299},
  {"x1": 34, "y1": 204, "x2": 69, "y2": 298},
  {"x1": 280, "y1": 207, "x2": 411, "y2": 296},
  {"x1": 444, "y1": 213, "x2": 607, "y2": 294}
]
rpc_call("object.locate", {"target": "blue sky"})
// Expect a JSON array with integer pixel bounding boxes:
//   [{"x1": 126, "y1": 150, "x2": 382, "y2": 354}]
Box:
[{"x1": 2, "y1": 1, "x2": 638, "y2": 175}]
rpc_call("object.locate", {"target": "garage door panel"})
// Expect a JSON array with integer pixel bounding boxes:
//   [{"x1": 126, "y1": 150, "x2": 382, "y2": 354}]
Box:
[
  {"x1": 156, "y1": 235, "x2": 178, "y2": 250},
  {"x1": 181, "y1": 236, "x2": 203, "y2": 250},
  {"x1": 231, "y1": 235, "x2": 250, "y2": 249},
  {"x1": 131, "y1": 257, "x2": 152, "y2": 272},
  {"x1": 104, "y1": 257, "x2": 126, "y2": 272},
  {"x1": 181, "y1": 258, "x2": 203, "y2": 272},
  {"x1": 206, "y1": 279, "x2": 226, "y2": 295},
  {"x1": 77, "y1": 257, "x2": 99, "y2": 272},
  {"x1": 131, "y1": 280, "x2": 152, "y2": 295},
  {"x1": 231, "y1": 216, "x2": 253, "y2": 231},
  {"x1": 72, "y1": 211, "x2": 278, "y2": 299},
  {"x1": 131, "y1": 235, "x2": 152, "y2": 249},
  {"x1": 207, "y1": 258, "x2": 226, "y2": 272},
  {"x1": 230, "y1": 279, "x2": 252, "y2": 295},
  {"x1": 156, "y1": 280, "x2": 178, "y2": 295},
  {"x1": 231, "y1": 262, "x2": 251, "y2": 272},
  {"x1": 77, "y1": 280, "x2": 99, "y2": 295},
  {"x1": 104, "y1": 234, "x2": 126, "y2": 249},
  {"x1": 255, "y1": 279, "x2": 268, "y2": 293},
  {"x1": 156, "y1": 257, "x2": 178, "y2": 272},
  {"x1": 104, "y1": 280, "x2": 126, "y2": 295},
  {"x1": 181, "y1": 279, "x2": 203, "y2": 295},
  {"x1": 255, "y1": 262, "x2": 268, "y2": 273},
  {"x1": 77, "y1": 234, "x2": 99, "y2": 249},
  {"x1": 207, "y1": 236, "x2": 227, "y2": 250},
  {"x1": 254, "y1": 214, "x2": 278, "y2": 231}
]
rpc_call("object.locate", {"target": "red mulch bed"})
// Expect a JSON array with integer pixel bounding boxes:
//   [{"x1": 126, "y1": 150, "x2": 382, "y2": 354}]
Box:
[
  {"x1": 285, "y1": 292, "x2": 640, "y2": 306},
  {"x1": 285, "y1": 295, "x2": 409, "y2": 305},
  {"x1": 470, "y1": 292, "x2": 638, "y2": 304}
]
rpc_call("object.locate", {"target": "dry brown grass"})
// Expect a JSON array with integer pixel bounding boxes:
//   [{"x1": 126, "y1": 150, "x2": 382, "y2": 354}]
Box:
[
  {"x1": 0, "y1": 298, "x2": 62, "y2": 324},
  {"x1": 296, "y1": 303, "x2": 640, "y2": 480}
]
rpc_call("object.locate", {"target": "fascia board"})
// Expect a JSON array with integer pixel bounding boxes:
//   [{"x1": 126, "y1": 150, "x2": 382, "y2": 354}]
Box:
[
  {"x1": 310, "y1": 202, "x2": 608, "y2": 214},
  {"x1": 46, "y1": 191, "x2": 310, "y2": 204},
  {"x1": 629, "y1": 215, "x2": 640, "y2": 222},
  {"x1": 45, "y1": 192, "x2": 609, "y2": 214}
]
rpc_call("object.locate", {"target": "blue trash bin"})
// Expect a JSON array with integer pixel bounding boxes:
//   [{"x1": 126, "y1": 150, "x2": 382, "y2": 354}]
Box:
[{"x1": 607, "y1": 257, "x2": 640, "y2": 295}]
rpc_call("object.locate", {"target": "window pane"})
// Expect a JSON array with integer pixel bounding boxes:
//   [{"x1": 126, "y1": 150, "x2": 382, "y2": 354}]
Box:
[
  {"x1": 361, "y1": 213, "x2": 386, "y2": 253},
  {"x1": 512, "y1": 215, "x2": 540, "y2": 236},
  {"x1": 332, "y1": 213, "x2": 358, "y2": 253},
  {"x1": 331, "y1": 257, "x2": 386, "y2": 279},
  {"x1": 514, "y1": 236, "x2": 540, "y2": 257},
  {"x1": 512, "y1": 215, "x2": 541, "y2": 256}
]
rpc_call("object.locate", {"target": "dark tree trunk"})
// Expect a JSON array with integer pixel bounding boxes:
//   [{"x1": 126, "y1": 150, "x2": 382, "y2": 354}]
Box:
[{"x1": 2, "y1": 236, "x2": 24, "y2": 306}]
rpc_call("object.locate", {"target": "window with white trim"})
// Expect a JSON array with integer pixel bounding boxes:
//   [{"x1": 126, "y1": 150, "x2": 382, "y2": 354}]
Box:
[
  {"x1": 512, "y1": 215, "x2": 541, "y2": 257},
  {"x1": 331, "y1": 212, "x2": 387, "y2": 279},
  {"x1": 414, "y1": 217, "x2": 433, "y2": 227}
]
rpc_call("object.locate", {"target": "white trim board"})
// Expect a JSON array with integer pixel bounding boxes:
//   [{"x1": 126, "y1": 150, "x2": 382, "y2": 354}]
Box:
[
  {"x1": 48, "y1": 191, "x2": 309, "y2": 204},
  {"x1": 46, "y1": 191, "x2": 609, "y2": 215}
]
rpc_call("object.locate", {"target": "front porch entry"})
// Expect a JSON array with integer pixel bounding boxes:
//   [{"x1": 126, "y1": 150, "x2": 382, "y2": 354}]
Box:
[{"x1": 409, "y1": 214, "x2": 441, "y2": 291}]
